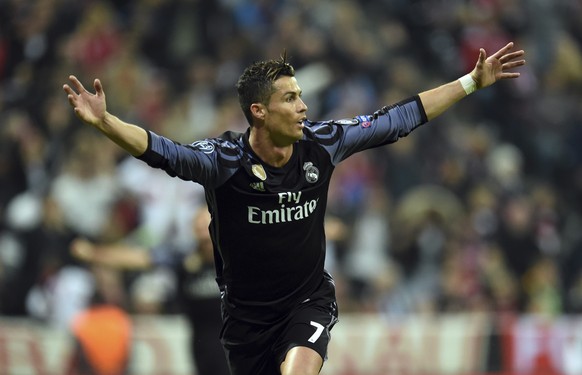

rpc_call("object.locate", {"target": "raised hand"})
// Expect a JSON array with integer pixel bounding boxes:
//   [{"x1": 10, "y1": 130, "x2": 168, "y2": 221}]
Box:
[
  {"x1": 63, "y1": 75, "x2": 107, "y2": 127},
  {"x1": 471, "y1": 42, "x2": 526, "y2": 89}
]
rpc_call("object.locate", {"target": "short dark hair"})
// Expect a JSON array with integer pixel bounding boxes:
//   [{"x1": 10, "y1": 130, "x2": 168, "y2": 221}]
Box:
[{"x1": 236, "y1": 52, "x2": 295, "y2": 125}]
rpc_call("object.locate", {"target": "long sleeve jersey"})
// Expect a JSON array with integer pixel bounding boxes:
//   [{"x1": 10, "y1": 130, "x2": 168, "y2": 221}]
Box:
[{"x1": 137, "y1": 95, "x2": 427, "y2": 324}]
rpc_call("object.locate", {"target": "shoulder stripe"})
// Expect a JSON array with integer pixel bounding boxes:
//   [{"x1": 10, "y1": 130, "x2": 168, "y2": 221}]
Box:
[{"x1": 305, "y1": 122, "x2": 343, "y2": 146}]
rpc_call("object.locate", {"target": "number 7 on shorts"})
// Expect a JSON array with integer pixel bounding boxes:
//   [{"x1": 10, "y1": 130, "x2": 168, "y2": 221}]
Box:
[{"x1": 308, "y1": 321, "x2": 325, "y2": 343}]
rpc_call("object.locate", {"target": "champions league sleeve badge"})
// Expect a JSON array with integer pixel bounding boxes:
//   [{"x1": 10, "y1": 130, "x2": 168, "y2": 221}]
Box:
[
  {"x1": 190, "y1": 140, "x2": 215, "y2": 154},
  {"x1": 303, "y1": 162, "x2": 319, "y2": 183}
]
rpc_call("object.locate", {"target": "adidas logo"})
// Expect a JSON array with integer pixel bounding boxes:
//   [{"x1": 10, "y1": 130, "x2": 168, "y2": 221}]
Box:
[{"x1": 250, "y1": 182, "x2": 266, "y2": 192}]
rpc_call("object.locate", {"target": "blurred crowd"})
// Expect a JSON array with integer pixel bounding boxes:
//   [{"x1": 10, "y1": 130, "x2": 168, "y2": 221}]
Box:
[{"x1": 1, "y1": 0, "x2": 582, "y2": 330}]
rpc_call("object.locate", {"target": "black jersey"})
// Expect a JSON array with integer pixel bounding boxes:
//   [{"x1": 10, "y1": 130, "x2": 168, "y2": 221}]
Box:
[{"x1": 137, "y1": 95, "x2": 427, "y2": 324}]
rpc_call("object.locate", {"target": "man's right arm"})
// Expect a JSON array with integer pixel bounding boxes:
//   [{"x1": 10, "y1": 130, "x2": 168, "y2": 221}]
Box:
[
  {"x1": 63, "y1": 75, "x2": 148, "y2": 156},
  {"x1": 98, "y1": 112, "x2": 148, "y2": 156}
]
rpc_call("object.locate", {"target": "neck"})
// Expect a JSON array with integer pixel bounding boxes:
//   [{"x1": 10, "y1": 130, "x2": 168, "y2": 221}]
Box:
[{"x1": 249, "y1": 128, "x2": 293, "y2": 167}]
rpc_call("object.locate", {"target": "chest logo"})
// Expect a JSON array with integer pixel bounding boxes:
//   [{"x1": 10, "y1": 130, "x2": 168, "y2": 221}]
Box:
[
  {"x1": 250, "y1": 182, "x2": 266, "y2": 192},
  {"x1": 303, "y1": 162, "x2": 319, "y2": 183},
  {"x1": 252, "y1": 164, "x2": 267, "y2": 181}
]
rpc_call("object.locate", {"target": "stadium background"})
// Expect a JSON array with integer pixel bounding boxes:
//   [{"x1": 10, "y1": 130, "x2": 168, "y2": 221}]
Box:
[{"x1": 1, "y1": 0, "x2": 582, "y2": 374}]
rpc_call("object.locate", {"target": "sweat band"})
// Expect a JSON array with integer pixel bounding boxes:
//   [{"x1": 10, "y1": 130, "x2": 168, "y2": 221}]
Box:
[{"x1": 459, "y1": 74, "x2": 477, "y2": 95}]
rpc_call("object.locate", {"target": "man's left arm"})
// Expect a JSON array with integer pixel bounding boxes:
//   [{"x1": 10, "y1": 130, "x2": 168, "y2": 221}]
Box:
[{"x1": 419, "y1": 42, "x2": 525, "y2": 121}]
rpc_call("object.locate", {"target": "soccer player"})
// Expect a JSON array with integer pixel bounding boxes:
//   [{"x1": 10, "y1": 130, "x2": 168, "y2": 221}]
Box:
[{"x1": 63, "y1": 42, "x2": 525, "y2": 375}]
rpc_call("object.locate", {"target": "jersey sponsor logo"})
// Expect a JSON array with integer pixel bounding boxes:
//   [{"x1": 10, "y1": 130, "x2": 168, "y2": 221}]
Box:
[
  {"x1": 252, "y1": 164, "x2": 267, "y2": 181},
  {"x1": 303, "y1": 162, "x2": 319, "y2": 183},
  {"x1": 247, "y1": 199, "x2": 319, "y2": 224},
  {"x1": 190, "y1": 140, "x2": 215, "y2": 154},
  {"x1": 247, "y1": 191, "x2": 319, "y2": 224}
]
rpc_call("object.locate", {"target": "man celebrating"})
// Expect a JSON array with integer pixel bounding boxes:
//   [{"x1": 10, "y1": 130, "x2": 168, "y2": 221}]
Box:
[{"x1": 63, "y1": 42, "x2": 524, "y2": 375}]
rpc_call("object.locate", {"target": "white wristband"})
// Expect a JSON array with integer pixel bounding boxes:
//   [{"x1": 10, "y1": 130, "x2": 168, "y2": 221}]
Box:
[{"x1": 459, "y1": 74, "x2": 477, "y2": 95}]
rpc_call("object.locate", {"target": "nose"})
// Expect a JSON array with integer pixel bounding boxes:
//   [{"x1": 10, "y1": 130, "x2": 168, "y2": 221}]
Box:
[{"x1": 298, "y1": 97, "x2": 308, "y2": 113}]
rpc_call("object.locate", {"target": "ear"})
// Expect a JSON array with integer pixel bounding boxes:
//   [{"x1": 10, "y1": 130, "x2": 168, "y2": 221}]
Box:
[{"x1": 250, "y1": 103, "x2": 266, "y2": 121}]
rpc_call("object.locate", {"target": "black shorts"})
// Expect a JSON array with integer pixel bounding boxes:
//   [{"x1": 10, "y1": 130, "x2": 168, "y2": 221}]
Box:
[{"x1": 219, "y1": 277, "x2": 338, "y2": 375}]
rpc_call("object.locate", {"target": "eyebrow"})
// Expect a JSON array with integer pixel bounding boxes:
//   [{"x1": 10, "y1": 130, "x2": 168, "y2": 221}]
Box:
[{"x1": 282, "y1": 89, "x2": 302, "y2": 97}]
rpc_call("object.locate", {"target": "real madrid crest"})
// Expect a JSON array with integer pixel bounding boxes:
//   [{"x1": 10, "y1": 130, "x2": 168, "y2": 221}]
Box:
[
  {"x1": 303, "y1": 162, "x2": 319, "y2": 183},
  {"x1": 252, "y1": 164, "x2": 267, "y2": 181}
]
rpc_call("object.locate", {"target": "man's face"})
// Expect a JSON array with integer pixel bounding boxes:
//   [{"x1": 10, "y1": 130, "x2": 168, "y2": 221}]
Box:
[{"x1": 262, "y1": 76, "x2": 308, "y2": 146}]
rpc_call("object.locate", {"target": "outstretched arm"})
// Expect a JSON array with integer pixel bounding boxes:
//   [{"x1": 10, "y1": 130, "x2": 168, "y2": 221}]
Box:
[
  {"x1": 419, "y1": 42, "x2": 525, "y2": 121},
  {"x1": 71, "y1": 238, "x2": 152, "y2": 270},
  {"x1": 63, "y1": 76, "x2": 148, "y2": 156}
]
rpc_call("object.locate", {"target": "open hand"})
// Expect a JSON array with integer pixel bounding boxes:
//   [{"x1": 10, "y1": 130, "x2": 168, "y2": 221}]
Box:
[
  {"x1": 63, "y1": 75, "x2": 107, "y2": 127},
  {"x1": 471, "y1": 42, "x2": 526, "y2": 89}
]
